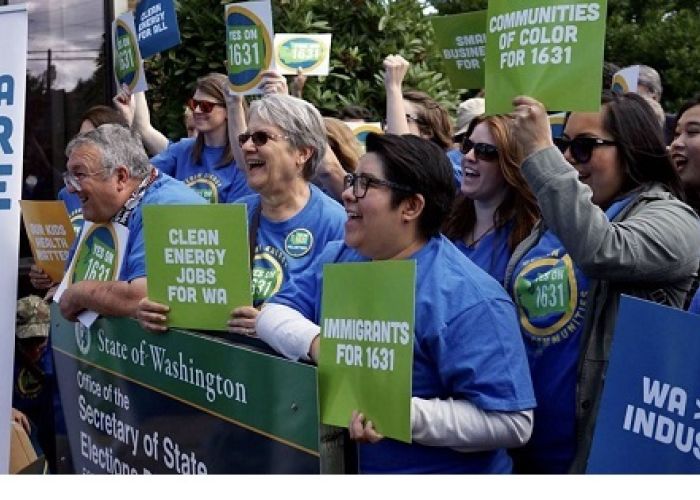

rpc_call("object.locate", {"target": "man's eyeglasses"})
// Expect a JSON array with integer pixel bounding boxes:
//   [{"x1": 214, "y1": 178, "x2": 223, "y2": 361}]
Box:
[
  {"x1": 187, "y1": 98, "x2": 224, "y2": 113},
  {"x1": 460, "y1": 138, "x2": 499, "y2": 161},
  {"x1": 343, "y1": 172, "x2": 413, "y2": 199},
  {"x1": 554, "y1": 136, "x2": 617, "y2": 164},
  {"x1": 238, "y1": 131, "x2": 290, "y2": 147},
  {"x1": 62, "y1": 169, "x2": 107, "y2": 191}
]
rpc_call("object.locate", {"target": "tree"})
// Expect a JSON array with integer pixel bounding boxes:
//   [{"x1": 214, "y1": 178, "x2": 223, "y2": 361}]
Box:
[{"x1": 145, "y1": 0, "x2": 459, "y2": 138}]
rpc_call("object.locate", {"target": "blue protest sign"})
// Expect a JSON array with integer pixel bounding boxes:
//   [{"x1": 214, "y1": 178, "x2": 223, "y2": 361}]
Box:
[
  {"x1": 587, "y1": 296, "x2": 700, "y2": 473},
  {"x1": 135, "y1": 0, "x2": 181, "y2": 58}
]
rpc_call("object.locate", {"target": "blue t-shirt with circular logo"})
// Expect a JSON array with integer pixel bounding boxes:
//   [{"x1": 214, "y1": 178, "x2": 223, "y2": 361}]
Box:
[
  {"x1": 150, "y1": 138, "x2": 253, "y2": 204},
  {"x1": 509, "y1": 196, "x2": 632, "y2": 473}
]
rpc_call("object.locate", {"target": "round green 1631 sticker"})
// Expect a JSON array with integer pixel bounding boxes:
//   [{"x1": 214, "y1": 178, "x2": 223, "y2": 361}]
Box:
[
  {"x1": 114, "y1": 18, "x2": 141, "y2": 91},
  {"x1": 225, "y1": 5, "x2": 272, "y2": 93},
  {"x1": 70, "y1": 224, "x2": 119, "y2": 284}
]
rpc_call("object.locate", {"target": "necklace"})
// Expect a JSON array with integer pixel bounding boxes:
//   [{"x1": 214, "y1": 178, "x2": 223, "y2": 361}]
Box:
[{"x1": 465, "y1": 223, "x2": 495, "y2": 248}]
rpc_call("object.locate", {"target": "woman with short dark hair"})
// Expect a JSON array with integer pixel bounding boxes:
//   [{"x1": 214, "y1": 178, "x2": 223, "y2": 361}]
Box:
[{"x1": 255, "y1": 133, "x2": 536, "y2": 474}]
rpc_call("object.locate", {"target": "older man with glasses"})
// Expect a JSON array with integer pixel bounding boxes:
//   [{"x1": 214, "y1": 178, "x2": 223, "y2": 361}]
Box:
[{"x1": 49, "y1": 124, "x2": 205, "y2": 321}]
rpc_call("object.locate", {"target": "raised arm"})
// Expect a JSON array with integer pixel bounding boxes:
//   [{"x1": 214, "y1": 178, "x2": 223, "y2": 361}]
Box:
[
  {"x1": 113, "y1": 85, "x2": 169, "y2": 156},
  {"x1": 383, "y1": 54, "x2": 411, "y2": 135}
]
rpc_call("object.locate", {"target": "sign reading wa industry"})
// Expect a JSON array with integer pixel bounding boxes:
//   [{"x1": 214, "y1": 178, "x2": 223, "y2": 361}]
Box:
[
  {"x1": 485, "y1": 1, "x2": 607, "y2": 115},
  {"x1": 587, "y1": 296, "x2": 700, "y2": 473},
  {"x1": 134, "y1": 0, "x2": 181, "y2": 58},
  {"x1": 319, "y1": 260, "x2": 415, "y2": 443},
  {"x1": 51, "y1": 304, "x2": 321, "y2": 473},
  {"x1": 143, "y1": 204, "x2": 251, "y2": 332},
  {"x1": 112, "y1": 11, "x2": 148, "y2": 92},
  {"x1": 430, "y1": 11, "x2": 487, "y2": 90},
  {"x1": 225, "y1": 1, "x2": 273, "y2": 95}
]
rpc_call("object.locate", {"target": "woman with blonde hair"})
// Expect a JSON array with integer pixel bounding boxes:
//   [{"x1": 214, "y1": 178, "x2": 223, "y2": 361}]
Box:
[
  {"x1": 443, "y1": 114, "x2": 539, "y2": 284},
  {"x1": 314, "y1": 117, "x2": 362, "y2": 201}
]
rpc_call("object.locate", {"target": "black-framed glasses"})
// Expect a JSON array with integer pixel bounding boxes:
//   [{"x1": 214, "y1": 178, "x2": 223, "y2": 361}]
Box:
[
  {"x1": 405, "y1": 113, "x2": 424, "y2": 124},
  {"x1": 343, "y1": 172, "x2": 413, "y2": 199},
  {"x1": 460, "y1": 138, "x2": 499, "y2": 161},
  {"x1": 554, "y1": 136, "x2": 617, "y2": 164},
  {"x1": 238, "y1": 131, "x2": 290, "y2": 147},
  {"x1": 187, "y1": 98, "x2": 223, "y2": 113}
]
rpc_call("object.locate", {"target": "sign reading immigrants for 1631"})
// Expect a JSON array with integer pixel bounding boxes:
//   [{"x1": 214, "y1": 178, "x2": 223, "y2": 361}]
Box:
[{"x1": 485, "y1": 0, "x2": 607, "y2": 115}]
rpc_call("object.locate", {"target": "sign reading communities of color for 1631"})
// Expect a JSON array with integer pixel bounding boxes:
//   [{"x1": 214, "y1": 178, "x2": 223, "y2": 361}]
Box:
[
  {"x1": 485, "y1": 0, "x2": 607, "y2": 114},
  {"x1": 319, "y1": 260, "x2": 415, "y2": 443},
  {"x1": 143, "y1": 204, "x2": 251, "y2": 332}
]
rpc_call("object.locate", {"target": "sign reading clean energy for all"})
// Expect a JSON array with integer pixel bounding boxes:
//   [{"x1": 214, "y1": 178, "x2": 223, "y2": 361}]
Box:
[
  {"x1": 143, "y1": 204, "x2": 251, "y2": 331},
  {"x1": 112, "y1": 11, "x2": 148, "y2": 92},
  {"x1": 274, "y1": 33, "x2": 331, "y2": 76},
  {"x1": 134, "y1": 0, "x2": 181, "y2": 58},
  {"x1": 587, "y1": 296, "x2": 700, "y2": 473},
  {"x1": 430, "y1": 11, "x2": 487, "y2": 90},
  {"x1": 485, "y1": 0, "x2": 607, "y2": 115},
  {"x1": 318, "y1": 260, "x2": 415, "y2": 443},
  {"x1": 225, "y1": 1, "x2": 273, "y2": 95}
]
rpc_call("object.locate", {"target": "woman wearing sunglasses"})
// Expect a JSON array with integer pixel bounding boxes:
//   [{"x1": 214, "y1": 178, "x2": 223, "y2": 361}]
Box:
[
  {"x1": 443, "y1": 115, "x2": 538, "y2": 284},
  {"x1": 253, "y1": 133, "x2": 535, "y2": 473},
  {"x1": 505, "y1": 91, "x2": 700, "y2": 474},
  {"x1": 145, "y1": 73, "x2": 253, "y2": 204}
]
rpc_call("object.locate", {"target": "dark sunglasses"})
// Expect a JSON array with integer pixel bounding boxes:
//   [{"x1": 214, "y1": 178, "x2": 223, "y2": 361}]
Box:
[
  {"x1": 343, "y1": 173, "x2": 413, "y2": 199},
  {"x1": 554, "y1": 136, "x2": 617, "y2": 163},
  {"x1": 238, "y1": 130, "x2": 290, "y2": 147},
  {"x1": 187, "y1": 98, "x2": 223, "y2": 113},
  {"x1": 460, "y1": 138, "x2": 499, "y2": 161}
]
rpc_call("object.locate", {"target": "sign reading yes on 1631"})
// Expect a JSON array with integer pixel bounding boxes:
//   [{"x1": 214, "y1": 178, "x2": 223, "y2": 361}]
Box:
[
  {"x1": 112, "y1": 11, "x2": 148, "y2": 92},
  {"x1": 319, "y1": 260, "x2": 415, "y2": 443},
  {"x1": 144, "y1": 204, "x2": 252, "y2": 331},
  {"x1": 225, "y1": 1, "x2": 274, "y2": 95},
  {"x1": 274, "y1": 34, "x2": 331, "y2": 76},
  {"x1": 485, "y1": 0, "x2": 607, "y2": 115},
  {"x1": 430, "y1": 11, "x2": 487, "y2": 90}
]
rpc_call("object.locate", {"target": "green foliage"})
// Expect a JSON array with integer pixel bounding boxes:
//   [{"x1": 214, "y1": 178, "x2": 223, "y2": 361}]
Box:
[
  {"x1": 145, "y1": 0, "x2": 459, "y2": 138},
  {"x1": 427, "y1": 0, "x2": 486, "y2": 15}
]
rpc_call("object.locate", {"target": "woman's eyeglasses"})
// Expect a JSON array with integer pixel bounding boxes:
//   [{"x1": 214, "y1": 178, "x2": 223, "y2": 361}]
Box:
[
  {"x1": 238, "y1": 131, "x2": 290, "y2": 147},
  {"x1": 460, "y1": 138, "x2": 499, "y2": 161},
  {"x1": 554, "y1": 136, "x2": 617, "y2": 164},
  {"x1": 186, "y1": 98, "x2": 223, "y2": 113},
  {"x1": 343, "y1": 173, "x2": 413, "y2": 199}
]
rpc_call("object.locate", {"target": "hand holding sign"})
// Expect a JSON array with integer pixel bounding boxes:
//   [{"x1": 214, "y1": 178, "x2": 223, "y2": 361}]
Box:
[
  {"x1": 349, "y1": 410, "x2": 384, "y2": 444},
  {"x1": 135, "y1": 296, "x2": 170, "y2": 333},
  {"x1": 258, "y1": 69, "x2": 289, "y2": 95},
  {"x1": 511, "y1": 96, "x2": 555, "y2": 158}
]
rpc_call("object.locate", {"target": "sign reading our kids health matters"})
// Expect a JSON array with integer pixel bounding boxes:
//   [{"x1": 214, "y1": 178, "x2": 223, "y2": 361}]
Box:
[
  {"x1": 134, "y1": 0, "x2": 181, "y2": 58},
  {"x1": 319, "y1": 261, "x2": 415, "y2": 443},
  {"x1": 143, "y1": 204, "x2": 252, "y2": 332},
  {"x1": 587, "y1": 296, "x2": 700, "y2": 473},
  {"x1": 430, "y1": 11, "x2": 487, "y2": 90},
  {"x1": 274, "y1": 34, "x2": 332, "y2": 76},
  {"x1": 485, "y1": 1, "x2": 607, "y2": 115},
  {"x1": 54, "y1": 221, "x2": 129, "y2": 327},
  {"x1": 225, "y1": 1, "x2": 274, "y2": 95},
  {"x1": 20, "y1": 201, "x2": 76, "y2": 283},
  {"x1": 112, "y1": 11, "x2": 148, "y2": 93}
]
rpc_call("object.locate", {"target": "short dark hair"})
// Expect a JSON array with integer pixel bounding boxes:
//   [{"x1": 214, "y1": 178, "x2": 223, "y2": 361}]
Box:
[
  {"x1": 80, "y1": 105, "x2": 128, "y2": 130},
  {"x1": 402, "y1": 90, "x2": 453, "y2": 150},
  {"x1": 676, "y1": 94, "x2": 700, "y2": 123},
  {"x1": 599, "y1": 90, "x2": 683, "y2": 198},
  {"x1": 365, "y1": 133, "x2": 455, "y2": 238}
]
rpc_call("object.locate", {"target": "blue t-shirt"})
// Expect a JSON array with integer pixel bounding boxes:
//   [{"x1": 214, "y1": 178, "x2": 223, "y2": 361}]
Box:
[
  {"x1": 271, "y1": 235, "x2": 536, "y2": 474},
  {"x1": 509, "y1": 196, "x2": 632, "y2": 473},
  {"x1": 150, "y1": 138, "x2": 253, "y2": 203},
  {"x1": 453, "y1": 220, "x2": 513, "y2": 285},
  {"x1": 446, "y1": 148, "x2": 463, "y2": 188},
  {"x1": 58, "y1": 187, "x2": 84, "y2": 236},
  {"x1": 689, "y1": 289, "x2": 700, "y2": 314},
  {"x1": 235, "y1": 183, "x2": 345, "y2": 307}
]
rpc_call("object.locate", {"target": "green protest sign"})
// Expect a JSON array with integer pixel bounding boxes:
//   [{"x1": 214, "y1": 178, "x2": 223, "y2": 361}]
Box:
[
  {"x1": 318, "y1": 260, "x2": 415, "y2": 443},
  {"x1": 485, "y1": 0, "x2": 607, "y2": 114},
  {"x1": 430, "y1": 11, "x2": 486, "y2": 90},
  {"x1": 143, "y1": 204, "x2": 252, "y2": 331},
  {"x1": 112, "y1": 12, "x2": 148, "y2": 93}
]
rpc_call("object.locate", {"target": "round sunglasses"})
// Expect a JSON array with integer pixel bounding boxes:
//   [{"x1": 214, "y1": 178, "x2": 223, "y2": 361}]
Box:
[
  {"x1": 554, "y1": 136, "x2": 617, "y2": 163},
  {"x1": 460, "y1": 138, "x2": 499, "y2": 161}
]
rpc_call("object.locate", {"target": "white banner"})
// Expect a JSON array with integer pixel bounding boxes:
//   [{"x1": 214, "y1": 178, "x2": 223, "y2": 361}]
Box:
[{"x1": 0, "y1": 3, "x2": 28, "y2": 474}]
